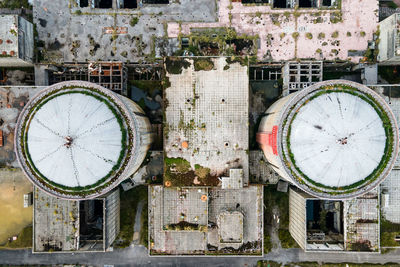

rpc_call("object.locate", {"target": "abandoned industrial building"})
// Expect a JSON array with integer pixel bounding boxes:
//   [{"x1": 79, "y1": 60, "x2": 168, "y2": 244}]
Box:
[
  {"x1": 1, "y1": 0, "x2": 400, "y2": 262},
  {"x1": 149, "y1": 57, "x2": 263, "y2": 255},
  {"x1": 0, "y1": 15, "x2": 34, "y2": 67}
]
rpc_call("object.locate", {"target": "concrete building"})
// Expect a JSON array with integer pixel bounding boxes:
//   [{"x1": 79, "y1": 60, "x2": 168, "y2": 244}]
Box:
[
  {"x1": 0, "y1": 15, "x2": 34, "y2": 67},
  {"x1": 33, "y1": 186, "x2": 120, "y2": 252},
  {"x1": 378, "y1": 13, "x2": 400, "y2": 63},
  {"x1": 343, "y1": 189, "x2": 380, "y2": 252},
  {"x1": 15, "y1": 81, "x2": 153, "y2": 199},
  {"x1": 289, "y1": 188, "x2": 345, "y2": 251},
  {"x1": 257, "y1": 80, "x2": 399, "y2": 199},
  {"x1": 289, "y1": 187, "x2": 379, "y2": 252},
  {"x1": 149, "y1": 57, "x2": 263, "y2": 256},
  {"x1": 282, "y1": 61, "x2": 323, "y2": 95}
]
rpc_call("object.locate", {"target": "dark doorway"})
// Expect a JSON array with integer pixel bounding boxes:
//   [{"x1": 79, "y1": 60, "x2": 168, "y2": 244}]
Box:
[
  {"x1": 80, "y1": 0, "x2": 89, "y2": 7},
  {"x1": 122, "y1": 0, "x2": 137, "y2": 8},
  {"x1": 273, "y1": 0, "x2": 287, "y2": 8}
]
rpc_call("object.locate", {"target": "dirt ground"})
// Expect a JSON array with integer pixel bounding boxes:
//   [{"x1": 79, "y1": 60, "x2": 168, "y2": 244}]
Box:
[{"x1": 0, "y1": 168, "x2": 33, "y2": 245}]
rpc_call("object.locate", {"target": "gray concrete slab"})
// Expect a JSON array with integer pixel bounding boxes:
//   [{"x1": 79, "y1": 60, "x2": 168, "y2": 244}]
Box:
[
  {"x1": 344, "y1": 189, "x2": 379, "y2": 252},
  {"x1": 164, "y1": 57, "x2": 249, "y2": 186},
  {"x1": 381, "y1": 169, "x2": 400, "y2": 224},
  {"x1": 208, "y1": 185, "x2": 263, "y2": 252},
  {"x1": 33, "y1": 187, "x2": 79, "y2": 252},
  {"x1": 149, "y1": 185, "x2": 207, "y2": 255},
  {"x1": 163, "y1": 187, "x2": 208, "y2": 226},
  {"x1": 32, "y1": 0, "x2": 217, "y2": 63}
]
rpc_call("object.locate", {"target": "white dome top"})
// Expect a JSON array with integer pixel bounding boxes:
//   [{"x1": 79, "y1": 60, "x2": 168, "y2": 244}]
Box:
[
  {"x1": 289, "y1": 92, "x2": 386, "y2": 187},
  {"x1": 26, "y1": 92, "x2": 123, "y2": 188}
]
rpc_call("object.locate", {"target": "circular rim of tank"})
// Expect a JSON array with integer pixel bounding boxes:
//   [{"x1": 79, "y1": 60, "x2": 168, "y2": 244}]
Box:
[
  {"x1": 15, "y1": 81, "x2": 138, "y2": 200},
  {"x1": 277, "y1": 80, "x2": 399, "y2": 199}
]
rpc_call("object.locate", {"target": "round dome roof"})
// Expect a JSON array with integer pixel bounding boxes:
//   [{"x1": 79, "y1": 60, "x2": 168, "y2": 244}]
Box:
[
  {"x1": 26, "y1": 92, "x2": 123, "y2": 188},
  {"x1": 279, "y1": 80, "x2": 398, "y2": 199},
  {"x1": 15, "y1": 81, "x2": 135, "y2": 199},
  {"x1": 289, "y1": 92, "x2": 386, "y2": 187}
]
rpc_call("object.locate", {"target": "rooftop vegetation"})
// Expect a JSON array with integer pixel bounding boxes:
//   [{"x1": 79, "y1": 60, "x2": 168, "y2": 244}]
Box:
[
  {"x1": 263, "y1": 186, "x2": 298, "y2": 252},
  {"x1": 164, "y1": 157, "x2": 218, "y2": 187},
  {"x1": 381, "y1": 218, "x2": 400, "y2": 247},
  {"x1": 165, "y1": 57, "x2": 191, "y2": 74}
]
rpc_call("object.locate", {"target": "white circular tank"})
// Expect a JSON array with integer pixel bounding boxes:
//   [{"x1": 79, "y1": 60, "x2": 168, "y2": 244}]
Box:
[
  {"x1": 15, "y1": 81, "x2": 153, "y2": 199},
  {"x1": 257, "y1": 80, "x2": 399, "y2": 199}
]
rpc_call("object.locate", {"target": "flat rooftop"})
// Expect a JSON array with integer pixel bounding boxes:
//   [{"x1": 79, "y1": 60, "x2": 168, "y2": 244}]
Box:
[
  {"x1": 33, "y1": 0, "x2": 217, "y2": 63},
  {"x1": 218, "y1": 211, "x2": 243, "y2": 244},
  {"x1": 164, "y1": 57, "x2": 249, "y2": 187},
  {"x1": 344, "y1": 189, "x2": 379, "y2": 252},
  {"x1": 380, "y1": 167, "x2": 400, "y2": 224},
  {"x1": 33, "y1": 187, "x2": 79, "y2": 252},
  {"x1": 149, "y1": 185, "x2": 263, "y2": 255},
  {"x1": 0, "y1": 15, "x2": 18, "y2": 56},
  {"x1": 149, "y1": 185, "x2": 207, "y2": 255},
  {"x1": 207, "y1": 186, "x2": 263, "y2": 251},
  {"x1": 34, "y1": 0, "x2": 378, "y2": 63},
  {"x1": 163, "y1": 187, "x2": 208, "y2": 227},
  {"x1": 169, "y1": 0, "x2": 379, "y2": 62}
]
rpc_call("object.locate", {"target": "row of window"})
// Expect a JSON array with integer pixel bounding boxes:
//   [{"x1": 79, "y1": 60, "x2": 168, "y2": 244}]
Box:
[
  {"x1": 241, "y1": 0, "x2": 335, "y2": 8},
  {"x1": 77, "y1": 0, "x2": 169, "y2": 9}
]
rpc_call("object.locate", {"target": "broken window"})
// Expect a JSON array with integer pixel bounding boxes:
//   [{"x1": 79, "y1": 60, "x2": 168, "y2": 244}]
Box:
[
  {"x1": 94, "y1": 0, "x2": 112, "y2": 8},
  {"x1": 181, "y1": 38, "x2": 189, "y2": 48},
  {"x1": 241, "y1": 0, "x2": 269, "y2": 3},
  {"x1": 80, "y1": 0, "x2": 89, "y2": 7},
  {"x1": 322, "y1": 0, "x2": 333, "y2": 6},
  {"x1": 298, "y1": 0, "x2": 311, "y2": 7},
  {"x1": 273, "y1": 0, "x2": 287, "y2": 8},
  {"x1": 120, "y1": 0, "x2": 137, "y2": 8},
  {"x1": 298, "y1": 0, "x2": 318, "y2": 7}
]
